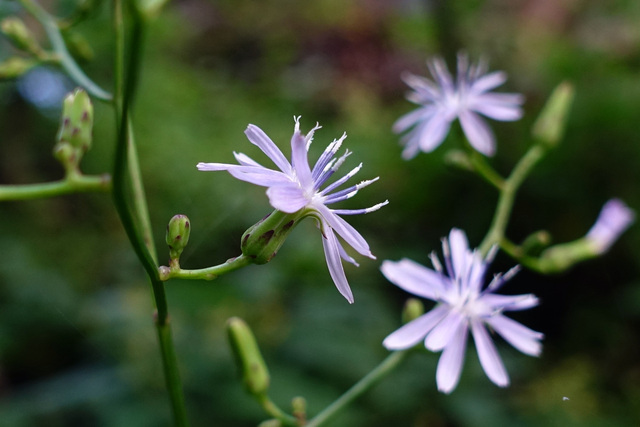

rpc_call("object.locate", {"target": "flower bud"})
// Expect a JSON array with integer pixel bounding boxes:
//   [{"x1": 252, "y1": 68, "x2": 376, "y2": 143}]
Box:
[
  {"x1": 257, "y1": 420, "x2": 281, "y2": 427},
  {"x1": 520, "y1": 230, "x2": 552, "y2": 256},
  {"x1": 241, "y1": 209, "x2": 303, "y2": 264},
  {"x1": 166, "y1": 214, "x2": 191, "y2": 261},
  {"x1": 1, "y1": 18, "x2": 43, "y2": 55},
  {"x1": 0, "y1": 57, "x2": 38, "y2": 79},
  {"x1": 444, "y1": 149, "x2": 473, "y2": 171},
  {"x1": 402, "y1": 298, "x2": 424, "y2": 324},
  {"x1": 537, "y1": 199, "x2": 634, "y2": 273},
  {"x1": 57, "y1": 88, "x2": 94, "y2": 153},
  {"x1": 532, "y1": 81, "x2": 574, "y2": 148},
  {"x1": 226, "y1": 317, "x2": 270, "y2": 397}
]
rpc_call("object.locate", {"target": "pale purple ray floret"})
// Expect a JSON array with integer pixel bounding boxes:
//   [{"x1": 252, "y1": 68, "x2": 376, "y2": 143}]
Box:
[
  {"x1": 585, "y1": 198, "x2": 635, "y2": 254},
  {"x1": 382, "y1": 229, "x2": 543, "y2": 393},
  {"x1": 394, "y1": 53, "x2": 524, "y2": 159},
  {"x1": 197, "y1": 117, "x2": 388, "y2": 304}
]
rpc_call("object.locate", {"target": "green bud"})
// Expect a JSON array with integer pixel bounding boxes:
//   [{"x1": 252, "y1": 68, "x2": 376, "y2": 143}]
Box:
[
  {"x1": 241, "y1": 209, "x2": 304, "y2": 264},
  {"x1": 57, "y1": 88, "x2": 94, "y2": 153},
  {"x1": 520, "y1": 230, "x2": 552, "y2": 256},
  {"x1": 532, "y1": 81, "x2": 575, "y2": 147},
  {"x1": 63, "y1": 30, "x2": 95, "y2": 62},
  {"x1": 0, "y1": 57, "x2": 38, "y2": 79},
  {"x1": 134, "y1": 0, "x2": 171, "y2": 20},
  {"x1": 1, "y1": 18, "x2": 43, "y2": 55},
  {"x1": 166, "y1": 214, "x2": 191, "y2": 260},
  {"x1": 291, "y1": 396, "x2": 307, "y2": 421},
  {"x1": 226, "y1": 317, "x2": 270, "y2": 397},
  {"x1": 402, "y1": 298, "x2": 424, "y2": 324}
]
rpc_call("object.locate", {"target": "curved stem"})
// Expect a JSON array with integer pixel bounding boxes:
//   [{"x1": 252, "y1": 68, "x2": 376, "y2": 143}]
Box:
[
  {"x1": 257, "y1": 395, "x2": 299, "y2": 427},
  {"x1": 0, "y1": 173, "x2": 111, "y2": 201},
  {"x1": 478, "y1": 144, "x2": 547, "y2": 256},
  {"x1": 305, "y1": 350, "x2": 409, "y2": 427},
  {"x1": 469, "y1": 151, "x2": 505, "y2": 190},
  {"x1": 18, "y1": 0, "x2": 112, "y2": 101},
  {"x1": 111, "y1": 2, "x2": 189, "y2": 426},
  {"x1": 159, "y1": 255, "x2": 252, "y2": 281}
]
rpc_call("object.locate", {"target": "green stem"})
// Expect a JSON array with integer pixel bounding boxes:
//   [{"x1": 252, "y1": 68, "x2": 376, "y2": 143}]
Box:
[
  {"x1": 305, "y1": 351, "x2": 409, "y2": 427},
  {"x1": 159, "y1": 255, "x2": 252, "y2": 281},
  {"x1": 111, "y1": 2, "x2": 189, "y2": 426},
  {"x1": 257, "y1": 395, "x2": 299, "y2": 426},
  {"x1": 478, "y1": 144, "x2": 547, "y2": 256},
  {"x1": 0, "y1": 173, "x2": 111, "y2": 201},
  {"x1": 469, "y1": 151, "x2": 505, "y2": 190},
  {"x1": 17, "y1": 0, "x2": 112, "y2": 101}
]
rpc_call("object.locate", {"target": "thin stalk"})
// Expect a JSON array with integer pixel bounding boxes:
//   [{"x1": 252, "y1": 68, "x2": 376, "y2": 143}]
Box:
[
  {"x1": 18, "y1": 0, "x2": 112, "y2": 101},
  {"x1": 306, "y1": 351, "x2": 409, "y2": 427},
  {"x1": 159, "y1": 255, "x2": 251, "y2": 281},
  {"x1": 0, "y1": 173, "x2": 110, "y2": 201},
  {"x1": 256, "y1": 395, "x2": 299, "y2": 427},
  {"x1": 111, "y1": 2, "x2": 189, "y2": 426},
  {"x1": 469, "y1": 151, "x2": 505, "y2": 190},
  {"x1": 478, "y1": 144, "x2": 547, "y2": 256}
]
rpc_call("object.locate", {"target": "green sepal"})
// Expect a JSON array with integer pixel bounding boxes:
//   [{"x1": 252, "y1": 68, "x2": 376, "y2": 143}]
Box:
[
  {"x1": 241, "y1": 209, "x2": 305, "y2": 264},
  {"x1": 535, "y1": 238, "x2": 597, "y2": 274},
  {"x1": 226, "y1": 317, "x2": 270, "y2": 397}
]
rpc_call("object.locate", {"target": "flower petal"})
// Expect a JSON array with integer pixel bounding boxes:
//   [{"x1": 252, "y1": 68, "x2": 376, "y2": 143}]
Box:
[
  {"x1": 383, "y1": 305, "x2": 449, "y2": 349},
  {"x1": 266, "y1": 182, "x2": 308, "y2": 213},
  {"x1": 290, "y1": 131, "x2": 314, "y2": 189},
  {"x1": 458, "y1": 110, "x2": 496, "y2": 156},
  {"x1": 425, "y1": 310, "x2": 465, "y2": 352},
  {"x1": 418, "y1": 113, "x2": 452, "y2": 153},
  {"x1": 471, "y1": 319, "x2": 509, "y2": 387},
  {"x1": 435, "y1": 321, "x2": 468, "y2": 394},
  {"x1": 321, "y1": 226, "x2": 354, "y2": 303},
  {"x1": 316, "y1": 205, "x2": 373, "y2": 258},
  {"x1": 470, "y1": 71, "x2": 507, "y2": 94},
  {"x1": 487, "y1": 315, "x2": 544, "y2": 356},
  {"x1": 245, "y1": 124, "x2": 292, "y2": 174},
  {"x1": 380, "y1": 259, "x2": 447, "y2": 301}
]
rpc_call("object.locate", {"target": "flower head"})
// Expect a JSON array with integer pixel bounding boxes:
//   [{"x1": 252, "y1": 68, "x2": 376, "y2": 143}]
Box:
[
  {"x1": 197, "y1": 118, "x2": 387, "y2": 303},
  {"x1": 585, "y1": 198, "x2": 635, "y2": 254},
  {"x1": 382, "y1": 229, "x2": 543, "y2": 393},
  {"x1": 394, "y1": 53, "x2": 524, "y2": 159}
]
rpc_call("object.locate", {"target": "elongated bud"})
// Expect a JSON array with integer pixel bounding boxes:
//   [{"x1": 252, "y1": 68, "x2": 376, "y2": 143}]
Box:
[
  {"x1": 1, "y1": 18, "x2": 43, "y2": 55},
  {"x1": 532, "y1": 82, "x2": 575, "y2": 147},
  {"x1": 241, "y1": 209, "x2": 304, "y2": 264},
  {"x1": 166, "y1": 214, "x2": 191, "y2": 261},
  {"x1": 291, "y1": 396, "x2": 307, "y2": 421},
  {"x1": 402, "y1": 298, "x2": 424, "y2": 324},
  {"x1": 0, "y1": 57, "x2": 38, "y2": 79},
  {"x1": 536, "y1": 199, "x2": 634, "y2": 273},
  {"x1": 226, "y1": 317, "x2": 270, "y2": 397},
  {"x1": 57, "y1": 88, "x2": 94, "y2": 153}
]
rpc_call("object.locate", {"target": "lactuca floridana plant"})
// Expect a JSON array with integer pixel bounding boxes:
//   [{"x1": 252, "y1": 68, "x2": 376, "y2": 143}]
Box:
[
  {"x1": 394, "y1": 53, "x2": 523, "y2": 159},
  {"x1": 197, "y1": 117, "x2": 387, "y2": 303},
  {"x1": 382, "y1": 228, "x2": 543, "y2": 393}
]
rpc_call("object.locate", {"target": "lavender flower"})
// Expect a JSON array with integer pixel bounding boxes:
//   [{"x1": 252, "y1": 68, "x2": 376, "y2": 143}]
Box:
[
  {"x1": 585, "y1": 198, "x2": 635, "y2": 254},
  {"x1": 197, "y1": 118, "x2": 387, "y2": 303},
  {"x1": 394, "y1": 53, "x2": 524, "y2": 159},
  {"x1": 382, "y1": 229, "x2": 543, "y2": 393}
]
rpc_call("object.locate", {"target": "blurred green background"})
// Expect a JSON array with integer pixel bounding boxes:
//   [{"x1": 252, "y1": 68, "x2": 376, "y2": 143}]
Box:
[{"x1": 1, "y1": 0, "x2": 639, "y2": 426}]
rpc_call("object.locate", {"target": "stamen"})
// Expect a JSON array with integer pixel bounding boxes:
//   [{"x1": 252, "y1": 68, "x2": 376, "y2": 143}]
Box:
[
  {"x1": 323, "y1": 177, "x2": 378, "y2": 204},
  {"x1": 331, "y1": 200, "x2": 389, "y2": 215},
  {"x1": 319, "y1": 161, "x2": 362, "y2": 195}
]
